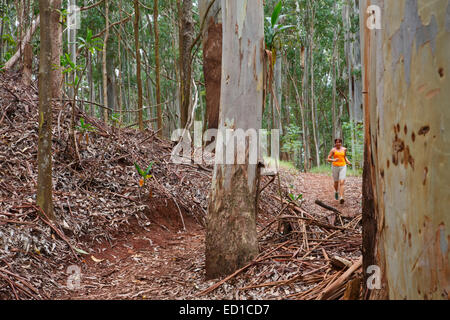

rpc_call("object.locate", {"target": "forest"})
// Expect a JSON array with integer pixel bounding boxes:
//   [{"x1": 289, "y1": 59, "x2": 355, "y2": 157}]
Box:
[{"x1": 0, "y1": 0, "x2": 448, "y2": 303}]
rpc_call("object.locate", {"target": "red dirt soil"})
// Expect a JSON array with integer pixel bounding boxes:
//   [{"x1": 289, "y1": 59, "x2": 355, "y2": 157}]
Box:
[{"x1": 54, "y1": 172, "x2": 361, "y2": 300}]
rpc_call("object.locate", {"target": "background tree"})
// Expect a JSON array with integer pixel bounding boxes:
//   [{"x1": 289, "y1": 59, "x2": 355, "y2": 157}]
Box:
[
  {"x1": 199, "y1": 0, "x2": 221, "y2": 131},
  {"x1": 36, "y1": 0, "x2": 54, "y2": 220}
]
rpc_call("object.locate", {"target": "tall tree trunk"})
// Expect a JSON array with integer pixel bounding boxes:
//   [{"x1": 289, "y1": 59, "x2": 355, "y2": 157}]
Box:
[
  {"x1": 200, "y1": 0, "x2": 222, "y2": 130},
  {"x1": 154, "y1": 0, "x2": 162, "y2": 136},
  {"x1": 116, "y1": 0, "x2": 123, "y2": 124},
  {"x1": 68, "y1": 0, "x2": 77, "y2": 100},
  {"x1": 302, "y1": 46, "x2": 311, "y2": 171},
  {"x1": 50, "y1": 0, "x2": 62, "y2": 100},
  {"x1": 273, "y1": 51, "x2": 282, "y2": 133},
  {"x1": 37, "y1": 0, "x2": 54, "y2": 220},
  {"x1": 309, "y1": 1, "x2": 320, "y2": 167},
  {"x1": 22, "y1": 42, "x2": 32, "y2": 85},
  {"x1": 102, "y1": 0, "x2": 110, "y2": 123},
  {"x1": 0, "y1": 1, "x2": 4, "y2": 62},
  {"x1": 361, "y1": 0, "x2": 449, "y2": 300},
  {"x1": 133, "y1": 0, "x2": 144, "y2": 131},
  {"x1": 206, "y1": 0, "x2": 264, "y2": 279},
  {"x1": 106, "y1": 50, "x2": 115, "y2": 118},
  {"x1": 178, "y1": 0, "x2": 194, "y2": 128},
  {"x1": 332, "y1": 7, "x2": 338, "y2": 142}
]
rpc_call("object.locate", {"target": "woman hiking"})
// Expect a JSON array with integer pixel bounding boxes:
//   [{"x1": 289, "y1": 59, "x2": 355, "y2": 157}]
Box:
[{"x1": 327, "y1": 138, "x2": 352, "y2": 204}]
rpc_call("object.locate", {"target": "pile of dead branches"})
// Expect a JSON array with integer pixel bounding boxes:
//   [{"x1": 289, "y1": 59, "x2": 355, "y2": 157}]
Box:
[{"x1": 0, "y1": 71, "x2": 212, "y2": 299}]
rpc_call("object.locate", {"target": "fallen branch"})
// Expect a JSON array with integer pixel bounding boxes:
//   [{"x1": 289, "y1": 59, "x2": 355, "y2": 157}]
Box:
[
  {"x1": 3, "y1": 16, "x2": 40, "y2": 70},
  {"x1": 280, "y1": 215, "x2": 349, "y2": 231},
  {"x1": 315, "y1": 200, "x2": 342, "y2": 215},
  {"x1": 196, "y1": 241, "x2": 291, "y2": 297},
  {"x1": 317, "y1": 256, "x2": 362, "y2": 300}
]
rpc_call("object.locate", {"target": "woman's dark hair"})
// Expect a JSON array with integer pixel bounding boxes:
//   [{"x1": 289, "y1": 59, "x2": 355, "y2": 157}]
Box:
[{"x1": 334, "y1": 138, "x2": 343, "y2": 143}]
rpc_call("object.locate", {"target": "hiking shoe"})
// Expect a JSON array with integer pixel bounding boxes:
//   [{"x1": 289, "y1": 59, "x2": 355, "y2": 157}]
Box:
[
  {"x1": 335, "y1": 192, "x2": 339, "y2": 200},
  {"x1": 340, "y1": 198, "x2": 345, "y2": 204}
]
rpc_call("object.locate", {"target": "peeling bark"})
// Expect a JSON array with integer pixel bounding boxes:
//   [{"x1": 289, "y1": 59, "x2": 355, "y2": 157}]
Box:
[
  {"x1": 361, "y1": 0, "x2": 449, "y2": 300},
  {"x1": 206, "y1": 0, "x2": 264, "y2": 279}
]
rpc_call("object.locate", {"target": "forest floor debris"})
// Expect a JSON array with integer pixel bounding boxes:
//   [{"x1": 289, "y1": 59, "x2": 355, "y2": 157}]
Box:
[{"x1": 0, "y1": 71, "x2": 362, "y2": 300}]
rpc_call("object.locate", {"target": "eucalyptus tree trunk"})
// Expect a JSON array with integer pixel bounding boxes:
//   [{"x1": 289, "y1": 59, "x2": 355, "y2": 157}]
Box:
[
  {"x1": 332, "y1": 2, "x2": 338, "y2": 142},
  {"x1": 37, "y1": 0, "x2": 54, "y2": 220},
  {"x1": 178, "y1": 0, "x2": 194, "y2": 128},
  {"x1": 102, "y1": 0, "x2": 109, "y2": 122},
  {"x1": 50, "y1": 0, "x2": 62, "y2": 99},
  {"x1": 343, "y1": 0, "x2": 362, "y2": 162},
  {"x1": 302, "y1": 46, "x2": 311, "y2": 171},
  {"x1": 133, "y1": 0, "x2": 144, "y2": 131},
  {"x1": 21, "y1": 0, "x2": 31, "y2": 85},
  {"x1": 68, "y1": 0, "x2": 77, "y2": 100},
  {"x1": 199, "y1": 0, "x2": 221, "y2": 130},
  {"x1": 206, "y1": 0, "x2": 264, "y2": 279},
  {"x1": 15, "y1": 0, "x2": 23, "y2": 60},
  {"x1": 273, "y1": 52, "x2": 282, "y2": 133},
  {"x1": 116, "y1": 0, "x2": 123, "y2": 124},
  {"x1": 0, "y1": 0, "x2": 4, "y2": 61},
  {"x1": 22, "y1": 42, "x2": 32, "y2": 86},
  {"x1": 88, "y1": 51, "x2": 94, "y2": 116},
  {"x1": 361, "y1": 0, "x2": 449, "y2": 300},
  {"x1": 154, "y1": 0, "x2": 162, "y2": 136},
  {"x1": 106, "y1": 50, "x2": 115, "y2": 116},
  {"x1": 309, "y1": 1, "x2": 320, "y2": 167}
]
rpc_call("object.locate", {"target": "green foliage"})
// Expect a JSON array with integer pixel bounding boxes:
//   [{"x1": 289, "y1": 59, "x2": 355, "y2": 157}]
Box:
[
  {"x1": 310, "y1": 164, "x2": 362, "y2": 177},
  {"x1": 76, "y1": 118, "x2": 96, "y2": 134},
  {"x1": 281, "y1": 124, "x2": 302, "y2": 153},
  {"x1": 2, "y1": 34, "x2": 16, "y2": 47},
  {"x1": 288, "y1": 192, "x2": 303, "y2": 202},
  {"x1": 78, "y1": 29, "x2": 103, "y2": 55},
  {"x1": 134, "y1": 162, "x2": 155, "y2": 183},
  {"x1": 265, "y1": 1, "x2": 296, "y2": 51},
  {"x1": 342, "y1": 121, "x2": 364, "y2": 169},
  {"x1": 111, "y1": 113, "x2": 120, "y2": 124}
]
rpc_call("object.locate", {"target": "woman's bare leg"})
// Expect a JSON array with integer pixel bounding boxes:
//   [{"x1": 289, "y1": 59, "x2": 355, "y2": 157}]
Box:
[{"x1": 339, "y1": 180, "x2": 345, "y2": 200}]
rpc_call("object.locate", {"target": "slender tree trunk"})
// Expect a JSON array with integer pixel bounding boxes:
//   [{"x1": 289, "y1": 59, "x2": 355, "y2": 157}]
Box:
[
  {"x1": 88, "y1": 52, "x2": 94, "y2": 116},
  {"x1": 332, "y1": 21, "x2": 338, "y2": 141},
  {"x1": 309, "y1": 2, "x2": 320, "y2": 167},
  {"x1": 178, "y1": 0, "x2": 194, "y2": 128},
  {"x1": 0, "y1": 1, "x2": 4, "y2": 61},
  {"x1": 302, "y1": 47, "x2": 310, "y2": 171},
  {"x1": 134, "y1": 0, "x2": 144, "y2": 131},
  {"x1": 200, "y1": 0, "x2": 222, "y2": 130},
  {"x1": 15, "y1": 0, "x2": 23, "y2": 62},
  {"x1": 116, "y1": 0, "x2": 123, "y2": 124},
  {"x1": 37, "y1": 0, "x2": 54, "y2": 220},
  {"x1": 22, "y1": 42, "x2": 32, "y2": 85},
  {"x1": 102, "y1": 0, "x2": 110, "y2": 123},
  {"x1": 273, "y1": 51, "x2": 282, "y2": 133},
  {"x1": 50, "y1": 0, "x2": 62, "y2": 100},
  {"x1": 206, "y1": 0, "x2": 264, "y2": 279},
  {"x1": 154, "y1": 0, "x2": 162, "y2": 136}
]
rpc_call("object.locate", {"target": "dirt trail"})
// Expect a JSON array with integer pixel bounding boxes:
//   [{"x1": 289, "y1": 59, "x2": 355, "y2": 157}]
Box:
[{"x1": 55, "y1": 172, "x2": 362, "y2": 300}]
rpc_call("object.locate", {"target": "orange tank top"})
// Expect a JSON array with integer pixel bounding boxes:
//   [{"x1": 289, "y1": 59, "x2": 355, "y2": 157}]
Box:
[{"x1": 333, "y1": 149, "x2": 346, "y2": 167}]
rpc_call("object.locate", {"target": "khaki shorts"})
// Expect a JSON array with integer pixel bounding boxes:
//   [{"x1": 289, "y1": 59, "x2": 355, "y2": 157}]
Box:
[{"x1": 332, "y1": 165, "x2": 347, "y2": 182}]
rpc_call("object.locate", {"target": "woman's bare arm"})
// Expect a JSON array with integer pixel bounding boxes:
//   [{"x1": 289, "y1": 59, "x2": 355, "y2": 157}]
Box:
[
  {"x1": 344, "y1": 149, "x2": 352, "y2": 165},
  {"x1": 327, "y1": 149, "x2": 336, "y2": 163}
]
